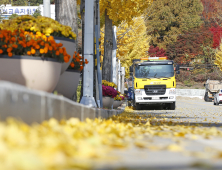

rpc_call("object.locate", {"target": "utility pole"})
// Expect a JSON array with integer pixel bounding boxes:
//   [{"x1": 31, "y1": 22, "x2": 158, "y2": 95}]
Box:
[
  {"x1": 95, "y1": 0, "x2": 103, "y2": 108},
  {"x1": 80, "y1": 0, "x2": 97, "y2": 107},
  {"x1": 43, "y1": 0, "x2": 51, "y2": 17}
]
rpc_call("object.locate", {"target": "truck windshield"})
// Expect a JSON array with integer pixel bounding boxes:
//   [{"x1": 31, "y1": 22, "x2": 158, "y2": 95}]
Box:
[{"x1": 135, "y1": 64, "x2": 174, "y2": 78}]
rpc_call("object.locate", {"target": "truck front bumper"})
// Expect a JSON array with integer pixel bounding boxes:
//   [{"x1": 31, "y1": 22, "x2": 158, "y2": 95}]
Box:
[{"x1": 135, "y1": 88, "x2": 176, "y2": 104}]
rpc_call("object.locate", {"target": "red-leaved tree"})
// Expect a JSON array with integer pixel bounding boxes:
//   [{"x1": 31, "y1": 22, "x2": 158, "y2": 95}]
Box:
[
  {"x1": 148, "y1": 46, "x2": 166, "y2": 57},
  {"x1": 210, "y1": 26, "x2": 222, "y2": 49},
  {"x1": 166, "y1": 25, "x2": 213, "y2": 64}
]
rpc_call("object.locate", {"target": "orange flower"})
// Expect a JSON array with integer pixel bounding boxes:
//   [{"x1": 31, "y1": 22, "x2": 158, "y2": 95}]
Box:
[
  {"x1": 12, "y1": 44, "x2": 18, "y2": 48},
  {"x1": 64, "y1": 56, "x2": 69, "y2": 63},
  {"x1": 8, "y1": 52, "x2": 13, "y2": 57},
  {"x1": 76, "y1": 58, "x2": 80, "y2": 62},
  {"x1": 40, "y1": 49, "x2": 45, "y2": 54},
  {"x1": 19, "y1": 33, "x2": 24, "y2": 37},
  {"x1": 31, "y1": 49, "x2": 36, "y2": 55},
  {"x1": 59, "y1": 48, "x2": 63, "y2": 54},
  {"x1": 45, "y1": 43, "x2": 49, "y2": 48},
  {"x1": 57, "y1": 43, "x2": 63, "y2": 47},
  {"x1": 35, "y1": 45, "x2": 40, "y2": 49},
  {"x1": 70, "y1": 62, "x2": 75, "y2": 68},
  {"x1": 27, "y1": 51, "x2": 31, "y2": 55},
  {"x1": 48, "y1": 36, "x2": 54, "y2": 41},
  {"x1": 44, "y1": 47, "x2": 48, "y2": 53},
  {"x1": 0, "y1": 49, "x2": 3, "y2": 54},
  {"x1": 55, "y1": 51, "x2": 60, "y2": 55},
  {"x1": 7, "y1": 47, "x2": 12, "y2": 53},
  {"x1": 48, "y1": 46, "x2": 53, "y2": 51},
  {"x1": 11, "y1": 37, "x2": 16, "y2": 42},
  {"x1": 27, "y1": 42, "x2": 31, "y2": 47},
  {"x1": 0, "y1": 34, "x2": 3, "y2": 38},
  {"x1": 80, "y1": 66, "x2": 83, "y2": 71}
]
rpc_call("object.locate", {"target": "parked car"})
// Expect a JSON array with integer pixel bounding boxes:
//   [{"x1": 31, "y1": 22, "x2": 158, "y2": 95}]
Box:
[{"x1": 213, "y1": 89, "x2": 222, "y2": 105}]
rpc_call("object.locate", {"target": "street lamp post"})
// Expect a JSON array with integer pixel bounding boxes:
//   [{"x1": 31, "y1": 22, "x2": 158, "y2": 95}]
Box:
[{"x1": 80, "y1": 0, "x2": 97, "y2": 107}]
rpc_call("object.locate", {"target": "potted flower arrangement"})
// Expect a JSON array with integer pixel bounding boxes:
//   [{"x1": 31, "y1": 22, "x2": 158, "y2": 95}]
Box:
[
  {"x1": 113, "y1": 95, "x2": 122, "y2": 109},
  {"x1": 0, "y1": 15, "x2": 77, "y2": 74},
  {"x1": 102, "y1": 83, "x2": 118, "y2": 108},
  {"x1": 0, "y1": 29, "x2": 70, "y2": 92},
  {"x1": 120, "y1": 95, "x2": 125, "y2": 105},
  {"x1": 102, "y1": 80, "x2": 117, "y2": 88},
  {"x1": 54, "y1": 52, "x2": 88, "y2": 99}
]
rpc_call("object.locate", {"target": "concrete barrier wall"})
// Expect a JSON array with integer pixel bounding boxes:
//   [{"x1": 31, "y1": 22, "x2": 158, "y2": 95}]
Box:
[
  {"x1": 176, "y1": 89, "x2": 205, "y2": 98},
  {"x1": 0, "y1": 81, "x2": 124, "y2": 125}
]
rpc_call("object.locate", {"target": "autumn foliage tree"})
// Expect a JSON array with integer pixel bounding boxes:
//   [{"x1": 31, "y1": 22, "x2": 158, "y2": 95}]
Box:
[
  {"x1": 201, "y1": 0, "x2": 222, "y2": 27},
  {"x1": 145, "y1": 0, "x2": 203, "y2": 50},
  {"x1": 166, "y1": 25, "x2": 213, "y2": 64},
  {"x1": 210, "y1": 26, "x2": 222, "y2": 49},
  {"x1": 148, "y1": 46, "x2": 166, "y2": 57},
  {"x1": 99, "y1": 0, "x2": 153, "y2": 81},
  {"x1": 214, "y1": 41, "x2": 222, "y2": 72},
  {"x1": 100, "y1": 16, "x2": 151, "y2": 77}
]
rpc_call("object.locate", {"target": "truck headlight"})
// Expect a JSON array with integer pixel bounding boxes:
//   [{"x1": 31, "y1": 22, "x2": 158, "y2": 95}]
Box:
[
  {"x1": 169, "y1": 89, "x2": 176, "y2": 94},
  {"x1": 135, "y1": 90, "x2": 142, "y2": 96}
]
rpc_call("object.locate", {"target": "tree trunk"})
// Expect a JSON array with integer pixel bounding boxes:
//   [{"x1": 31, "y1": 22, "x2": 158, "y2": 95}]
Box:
[
  {"x1": 102, "y1": 9, "x2": 113, "y2": 82},
  {"x1": 55, "y1": 0, "x2": 78, "y2": 101},
  {"x1": 55, "y1": 0, "x2": 78, "y2": 40}
]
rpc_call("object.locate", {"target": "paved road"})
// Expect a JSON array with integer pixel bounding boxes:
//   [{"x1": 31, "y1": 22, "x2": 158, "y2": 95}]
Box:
[{"x1": 96, "y1": 98, "x2": 222, "y2": 170}]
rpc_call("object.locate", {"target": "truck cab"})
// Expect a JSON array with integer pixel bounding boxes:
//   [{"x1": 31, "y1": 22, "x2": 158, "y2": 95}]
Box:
[{"x1": 130, "y1": 57, "x2": 179, "y2": 110}]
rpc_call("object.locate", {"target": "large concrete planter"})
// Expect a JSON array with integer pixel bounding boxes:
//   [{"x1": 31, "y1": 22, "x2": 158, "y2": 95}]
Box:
[
  {"x1": 54, "y1": 69, "x2": 80, "y2": 99},
  {"x1": 54, "y1": 37, "x2": 76, "y2": 74},
  {"x1": 113, "y1": 100, "x2": 121, "y2": 109},
  {"x1": 0, "y1": 55, "x2": 61, "y2": 92},
  {"x1": 102, "y1": 96, "x2": 114, "y2": 108}
]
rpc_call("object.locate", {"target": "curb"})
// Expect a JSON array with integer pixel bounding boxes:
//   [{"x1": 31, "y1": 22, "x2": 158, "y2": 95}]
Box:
[{"x1": 0, "y1": 81, "x2": 125, "y2": 125}]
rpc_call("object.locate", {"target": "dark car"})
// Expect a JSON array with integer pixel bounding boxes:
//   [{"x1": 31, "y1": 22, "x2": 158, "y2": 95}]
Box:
[
  {"x1": 127, "y1": 87, "x2": 134, "y2": 106},
  {"x1": 127, "y1": 87, "x2": 134, "y2": 100}
]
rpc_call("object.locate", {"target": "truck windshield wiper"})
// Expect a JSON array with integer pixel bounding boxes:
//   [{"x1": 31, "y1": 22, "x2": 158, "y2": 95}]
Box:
[{"x1": 154, "y1": 73, "x2": 158, "y2": 78}]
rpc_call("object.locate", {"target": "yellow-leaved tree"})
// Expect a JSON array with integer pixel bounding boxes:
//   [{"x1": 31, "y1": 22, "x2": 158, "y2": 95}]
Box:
[
  {"x1": 100, "y1": 0, "x2": 153, "y2": 81},
  {"x1": 215, "y1": 43, "x2": 222, "y2": 71},
  {"x1": 100, "y1": 16, "x2": 151, "y2": 78}
]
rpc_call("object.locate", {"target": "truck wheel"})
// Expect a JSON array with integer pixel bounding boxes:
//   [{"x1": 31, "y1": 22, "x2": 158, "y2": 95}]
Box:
[
  {"x1": 135, "y1": 104, "x2": 141, "y2": 110},
  {"x1": 204, "y1": 93, "x2": 212, "y2": 102},
  {"x1": 214, "y1": 99, "x2": 216, "y2": 105},
  {"x1": 169, "y1": 102, "x2": 176, "y2": 110}
]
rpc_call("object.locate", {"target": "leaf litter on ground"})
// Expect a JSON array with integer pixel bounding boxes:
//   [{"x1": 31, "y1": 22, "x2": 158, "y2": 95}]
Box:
[{"x1": 0, "y1": 106, "x2": 222, "y2": 169}]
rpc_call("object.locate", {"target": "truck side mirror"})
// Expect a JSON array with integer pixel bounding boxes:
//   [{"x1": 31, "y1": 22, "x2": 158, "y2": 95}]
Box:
[
  {"x1": 176, "y1": 64, "x2": 180, "y2": 71},
  {"x1": 130, "y1": 66, "x2": 133, "y2": 72}
]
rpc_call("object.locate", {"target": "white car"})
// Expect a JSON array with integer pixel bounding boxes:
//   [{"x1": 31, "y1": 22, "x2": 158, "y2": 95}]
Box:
[{"x1": 214, "y1": 89, "x2": 222, "y2": 105}]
